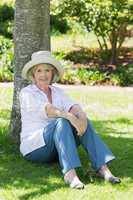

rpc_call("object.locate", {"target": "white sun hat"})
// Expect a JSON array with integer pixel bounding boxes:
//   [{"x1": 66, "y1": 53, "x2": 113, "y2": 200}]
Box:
[{"x1": 21, "y1": 51, "x2": 64, "y2": 82}]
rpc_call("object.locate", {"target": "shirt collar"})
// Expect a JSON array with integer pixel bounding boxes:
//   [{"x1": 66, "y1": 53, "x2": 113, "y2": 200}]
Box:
[{"x1": 31, "y1": 84, "x2": 54, "y2": 93}]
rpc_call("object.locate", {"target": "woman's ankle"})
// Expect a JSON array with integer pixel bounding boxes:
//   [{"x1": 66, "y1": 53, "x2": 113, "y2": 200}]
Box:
[
  {"x1": 64, "y1": 169, "x2": 84, "y2": 189},
  {"x1": 98, "y1": 165, "x2": 114, "y2": 178},
  {"x1": 64, "y1": 169, "x2": 78, "y2": 182},
  {"x1": 97, "y1": 165, "x2": 121, "y2": 184}
]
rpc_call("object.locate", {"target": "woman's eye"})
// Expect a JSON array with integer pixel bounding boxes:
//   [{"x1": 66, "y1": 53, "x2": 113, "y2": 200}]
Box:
[
  {"x1": 45, "y1": 69, "x2": 50, "y2": 72},
  {"x1": 37, "y1": 69, "x2": 41, "y2": 72}
]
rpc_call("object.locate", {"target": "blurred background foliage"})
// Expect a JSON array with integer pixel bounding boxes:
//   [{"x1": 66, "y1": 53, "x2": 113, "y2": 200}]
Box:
[{"x1": 0, "y1": 0, "x2": 133, "y2": 86}]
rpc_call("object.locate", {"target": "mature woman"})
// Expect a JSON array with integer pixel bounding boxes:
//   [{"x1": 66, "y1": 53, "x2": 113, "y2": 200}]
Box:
[{"x1": 19, "y1": 51, "x2": 120, "y2": 189}]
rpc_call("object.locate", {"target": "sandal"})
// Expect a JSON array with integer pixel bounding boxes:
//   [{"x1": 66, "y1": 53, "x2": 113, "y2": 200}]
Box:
[
  {"x1": 96, "y1": 172, "x2": 121, "y2": 184},
  {"x1": 64, "y1": 169, "x2": 85, "y2": 189}
]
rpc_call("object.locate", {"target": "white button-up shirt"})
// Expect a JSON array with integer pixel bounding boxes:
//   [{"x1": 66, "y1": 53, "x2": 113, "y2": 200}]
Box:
[{"x1": 19, "y1": 84, "x2": 78, "y2": 156}]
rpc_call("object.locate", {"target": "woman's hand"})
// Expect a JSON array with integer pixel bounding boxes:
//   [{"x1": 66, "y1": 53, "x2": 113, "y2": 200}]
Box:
[
  {"x1": 67, "y1": 113, "x2": 87, "y2": 136},
  {"x1": 45, "y1": 104, "x2": 62, "y2": 118},
  {"x1": 69, "y1": 105, "x2": 88, "y2": 136}
]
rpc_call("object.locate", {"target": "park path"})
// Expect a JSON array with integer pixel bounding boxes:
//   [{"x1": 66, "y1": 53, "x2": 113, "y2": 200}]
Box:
[{"x1": 0, "y1": 82, "x2": 133, "y2": 92}]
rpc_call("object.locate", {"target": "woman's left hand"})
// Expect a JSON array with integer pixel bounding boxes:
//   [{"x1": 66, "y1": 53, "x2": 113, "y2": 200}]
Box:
[
  {"x1": 74, "y1": 114, "x2": 88, "y2": 136},
  {"x1": 64, "y1": 112, "x2": 88, "y2": 136},
  {"x1": 69, "y1": 105, "x2": 88, "y2": 136}
]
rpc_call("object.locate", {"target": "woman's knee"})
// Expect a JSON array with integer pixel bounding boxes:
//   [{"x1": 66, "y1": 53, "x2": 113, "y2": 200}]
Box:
[
  {"x1": 54, "y1": 118, "x2": 74, "y2": 140},
  {"x1": 56, "y1": 117, "x2": 72, "y2": 129}
]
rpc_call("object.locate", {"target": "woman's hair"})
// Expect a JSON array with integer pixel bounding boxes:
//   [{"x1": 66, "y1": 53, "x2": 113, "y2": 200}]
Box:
[
  {"x1": 27, "y1": 64, "x2": 58, "y2": 84},
  {"x1": 27, "y1": 65, "x2": 37, "y2": 81}
]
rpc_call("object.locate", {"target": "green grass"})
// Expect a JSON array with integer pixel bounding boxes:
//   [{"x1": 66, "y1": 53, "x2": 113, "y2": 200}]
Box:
[
  {"x1": 51, "y1": 32, "x2": 99, "y2": 53},
  {"x1": 0, "y1": 0, "x2": 14, "y2": 6},
  {"x1": 51, "y1": 32, "x2": 133, "y2": 53},
  {"x1": 0, "y1": 84, "x2": 133, "y2": 200}
]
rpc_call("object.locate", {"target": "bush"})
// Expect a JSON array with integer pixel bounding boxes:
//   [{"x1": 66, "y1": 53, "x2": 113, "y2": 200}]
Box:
[
  {"x1": 59, "y1": 47, "x2": 133, "y2": 86},
  {"x1": 61, "y1": 65, "x2": 133, "y2": 86},
  {"x1": 64, "y1": 48, "x2": 94, "y2": 64},
  {"x1": 50, "y1": 14, "x2": 70, "y2": 35},
  {"x1": 0, "y1": 4, "x2": 14, "y2": 38},
  {"x1": 0, "y1": 36, "x2": 14, "y2": 82},
  {"x1": 0, "y1": 20, "x2": 13, "y2": 38},
  {"x1": 62, "y1": 69, "x2": 79, "y2": 84},
  {"x1": 114, "y1": 64, "x2": 133, "y2": 86},
  {"x1": 62, "y1": 68, "x2": 107, "y2": 85},
  {"x1": 77, "y1": 68, "x2": 108, "y2": 85},
  {"x1": 0, "y1": 4, "x2": 14, "y2": 21}
]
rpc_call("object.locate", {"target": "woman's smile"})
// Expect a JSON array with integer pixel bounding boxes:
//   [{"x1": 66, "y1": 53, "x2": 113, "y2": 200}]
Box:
[{"x1": 39, "y1": 77, "x2": 48, "y2": 81}]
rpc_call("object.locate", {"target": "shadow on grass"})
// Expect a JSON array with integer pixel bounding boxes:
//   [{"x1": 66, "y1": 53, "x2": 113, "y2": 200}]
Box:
[
  {"x1": 93, "y1": 117, "x2": 133, "y2": 135},
  {"x1": 63, "y1": 46, "x2": 133, "y2": 66},
  {"x1": 0, "y1": 118, "x2": 133, "y2": 199},
  {"x1": 0, "y1": 129, "x2": 67, "y2": 199}
]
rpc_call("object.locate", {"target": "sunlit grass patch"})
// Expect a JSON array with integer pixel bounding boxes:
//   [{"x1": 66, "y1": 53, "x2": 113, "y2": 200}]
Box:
[{"x1": 0, "y1": 84, "x2": 133, "y2": 200}]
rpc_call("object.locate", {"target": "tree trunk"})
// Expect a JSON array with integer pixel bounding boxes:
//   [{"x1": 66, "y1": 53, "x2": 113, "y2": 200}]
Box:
[
  {"x1": 110, "y1": 30, "x2": 118, "y2": 65},
  {"x1": 9, "y1": 0, "x2": 50, "y2": 142}
]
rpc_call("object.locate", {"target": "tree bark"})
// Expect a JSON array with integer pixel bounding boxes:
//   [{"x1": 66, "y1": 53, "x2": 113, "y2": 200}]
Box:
[
  {"x1": 9, "y1": 0, "x2": 50, "y2": 142},
  {"x1": 110, "y1": 30, "x2": 118, "y2": 65}
]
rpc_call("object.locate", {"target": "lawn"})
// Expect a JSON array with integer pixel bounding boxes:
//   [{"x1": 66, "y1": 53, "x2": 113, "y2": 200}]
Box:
[
  {"x1": 0, "y1": 83, "x2": 133, "y2": 200},
  {"x1": 51, "y1": 32, "x2": 133, "y2": 53},
  {"x1": 51, "y1": 32, "x2": 99, "y2": 52},
  {"x1": 0, "y1": 0, "x2": 14, "y2": 5}
]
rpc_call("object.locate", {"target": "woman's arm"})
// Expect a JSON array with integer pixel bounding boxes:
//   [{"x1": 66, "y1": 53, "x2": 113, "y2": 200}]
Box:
[
  {"x1": 45, "y1": 103, "x2": 65, "y2": 118},
  {"x1": 69, "y1": 104, "x2": 87, "y2": 119},
  {"x1": 45, "y1": 104, "x2": 88, "y2": 136},
  {"x1": 69, "y1": 104, "x2": 88, "y2": 135}
]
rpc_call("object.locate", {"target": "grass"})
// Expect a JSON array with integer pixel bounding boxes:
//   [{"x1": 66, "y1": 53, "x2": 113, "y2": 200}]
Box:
[
  {"x1": 51, "y1": 32, "x2": 133, "y2": 53},
  {"x1": 0, "y1": 0, "x2": 14, "y2": 6},
  {"x1": 0, "y1": 84, "x2": 133, "y2": 200},
  {"x1": 51, "y1": 32, "x2": 99, "y2": 52}
]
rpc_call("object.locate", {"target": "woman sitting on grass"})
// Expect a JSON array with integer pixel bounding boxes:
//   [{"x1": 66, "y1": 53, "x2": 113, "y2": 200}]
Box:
[{"x1": 19, "y1": 51, "x2": 121, "y2": 189}]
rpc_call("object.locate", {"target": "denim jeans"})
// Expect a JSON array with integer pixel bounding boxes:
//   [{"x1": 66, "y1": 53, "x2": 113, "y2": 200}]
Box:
[{"x1": 25, "y1": 118, "x2": 115, "y2": 174}]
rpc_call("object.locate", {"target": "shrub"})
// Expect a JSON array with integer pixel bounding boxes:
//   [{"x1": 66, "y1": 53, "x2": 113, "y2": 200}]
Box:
[
  {"x1": 62, "y1": 69, "x2": 79, "y2": 84},
  {"x1": 50, "y1": 14, "x2": 70, "y2": 35},
  {"x1": 0, "y1": 4, "x2": 14, "y2": 38},
  {"x1": 0, "y1": 36, "x2": 14, "y2": 81},
  {"x1": 115, "y1": 64, "x2": 133, "y2": 86},
  {"x1": 0, "y1": 4, "x2": 14, "y2": 21},
  {"x1": 64, "y1": 48, "x2": 94, "y2": 64},
  {"x1": 61, "y1": 65, "x2": 133, "y2": 86}
]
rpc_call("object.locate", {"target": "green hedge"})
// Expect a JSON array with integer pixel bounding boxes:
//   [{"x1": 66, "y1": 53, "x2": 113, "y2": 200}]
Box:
[
  {"x1": 0, "y1": 36, "x2": 14, "y2": 81},
  {"x1": 0, "y1": 4, "x2": 14, "y2": 38},
  {"x1": 61, "y1": 65, "x2": 133, "y2": 86}
]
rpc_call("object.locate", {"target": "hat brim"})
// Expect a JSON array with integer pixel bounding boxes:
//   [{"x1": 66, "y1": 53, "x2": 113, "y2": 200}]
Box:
[{"x1": 22, "y1": 56, "x2": 64, "y2": 82}]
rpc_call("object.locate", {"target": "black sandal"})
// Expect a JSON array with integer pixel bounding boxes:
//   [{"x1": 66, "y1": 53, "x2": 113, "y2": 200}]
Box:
[
  {"x1": 96, "y1": 172, "x2": 121, "y2": 184},
  {"x1": 108, "y1": 176, "x2": 121, "y2": 184}
]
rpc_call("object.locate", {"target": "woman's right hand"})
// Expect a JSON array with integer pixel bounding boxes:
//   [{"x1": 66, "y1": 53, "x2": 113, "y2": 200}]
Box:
[{"x1": 45, "y1": 104, "x2": 62, "y2": 118}]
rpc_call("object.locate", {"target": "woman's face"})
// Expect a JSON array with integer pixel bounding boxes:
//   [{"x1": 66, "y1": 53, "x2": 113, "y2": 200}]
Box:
[{"x1": 33, "y1": 64, "x2": 54, "y2": 86}]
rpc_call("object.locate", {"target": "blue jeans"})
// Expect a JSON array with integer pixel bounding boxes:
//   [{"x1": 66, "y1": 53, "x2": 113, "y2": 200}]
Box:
[{"x1": 25, "y1": 118, "x2": 115, "y2": 174}]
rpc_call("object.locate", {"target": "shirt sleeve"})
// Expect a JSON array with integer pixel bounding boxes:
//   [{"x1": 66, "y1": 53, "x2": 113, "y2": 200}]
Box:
[{"x1": 59, "y1": 88, "x2": 81, "y2": 112}]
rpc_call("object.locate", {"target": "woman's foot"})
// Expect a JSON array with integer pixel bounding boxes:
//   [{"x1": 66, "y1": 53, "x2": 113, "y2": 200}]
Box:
[
  {"x1": 96, "y1": 165, "x2": 121, "y2": 184},
  {"x1": 64, "y1": 169, "x2": 85, "y2": 189}
]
